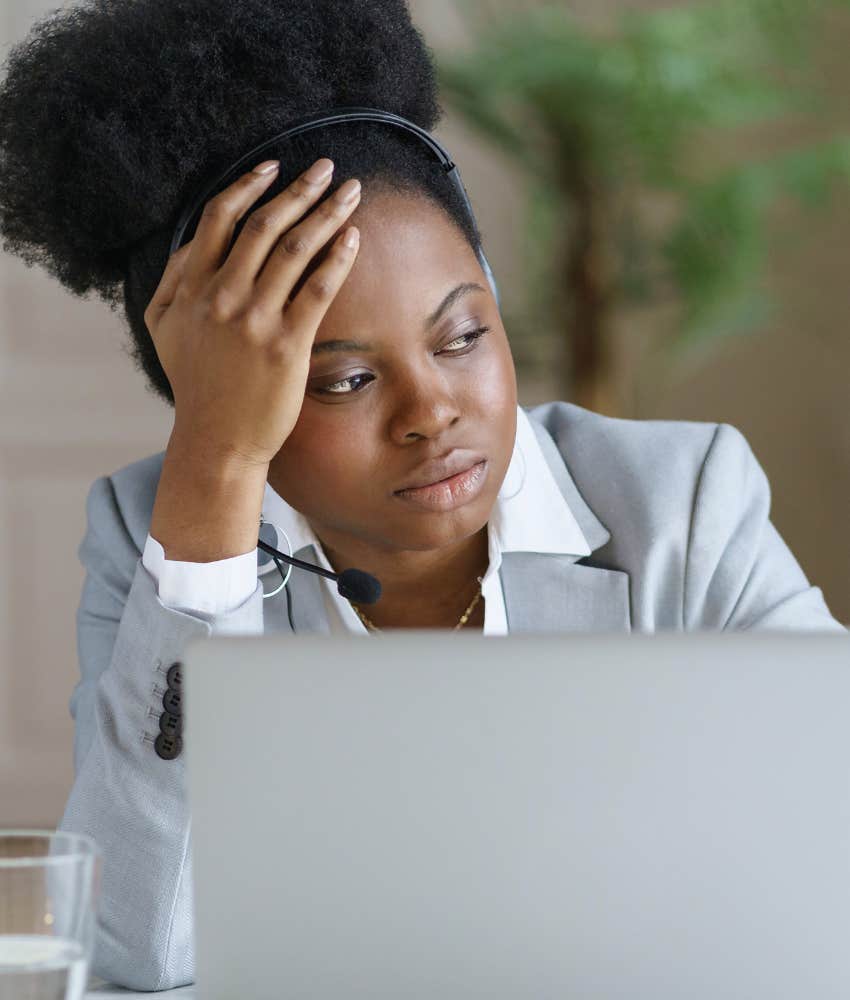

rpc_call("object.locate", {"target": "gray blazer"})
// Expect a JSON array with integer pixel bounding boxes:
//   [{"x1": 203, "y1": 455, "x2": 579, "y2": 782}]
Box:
[{"x1": 59, "y1": 400, "x2": 846, "y2": 991}]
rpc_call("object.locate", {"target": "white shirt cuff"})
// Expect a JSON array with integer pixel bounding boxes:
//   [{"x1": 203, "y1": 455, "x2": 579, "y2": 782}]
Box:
[{"x1": 142, "y1": 532, "x2": 258, "y2": 615}]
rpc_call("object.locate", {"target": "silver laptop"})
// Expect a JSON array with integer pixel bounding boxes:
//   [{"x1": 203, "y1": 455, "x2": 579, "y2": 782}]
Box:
[{"x1": 182, "y1": 631, "x2": 850, "y2": 1000}]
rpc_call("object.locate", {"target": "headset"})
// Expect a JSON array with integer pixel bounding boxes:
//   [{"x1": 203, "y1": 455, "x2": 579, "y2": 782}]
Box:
[{"x1": 168, "y1": 107, "x2": 501, "y2": 626}]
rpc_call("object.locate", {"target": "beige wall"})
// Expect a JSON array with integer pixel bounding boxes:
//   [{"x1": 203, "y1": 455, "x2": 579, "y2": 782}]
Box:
[{"x1": 1, "y1": 0, "x2": 846, "y2": 827}]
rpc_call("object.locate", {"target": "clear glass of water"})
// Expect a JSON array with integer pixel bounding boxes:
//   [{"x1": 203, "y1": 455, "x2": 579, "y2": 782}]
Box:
[{"x1": 0, "y1": 830, "x2": 100, "y2": 1000}]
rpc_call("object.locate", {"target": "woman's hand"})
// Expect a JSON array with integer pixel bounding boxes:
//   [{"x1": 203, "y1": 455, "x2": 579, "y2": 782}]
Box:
[{"x1": 145, "y1": 156, "x2": 361, "y2": 471}]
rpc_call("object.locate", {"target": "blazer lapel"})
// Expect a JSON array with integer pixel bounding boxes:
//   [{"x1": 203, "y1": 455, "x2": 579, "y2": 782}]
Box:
[
  {"x1": 500, "y1": 553, "x2": 631, "y2": 633},
  {"x1": 499, "y1": 416, "x2": 632, "y2": 633}
]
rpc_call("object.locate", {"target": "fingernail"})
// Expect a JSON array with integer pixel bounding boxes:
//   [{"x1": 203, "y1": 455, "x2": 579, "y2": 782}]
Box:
[
  {"x1": 253, "y1": 160, "x2": 280, "y2": 175},
  {"x1": 305, "y1": 158, "x2": 334, "y2": 183},
  {"x1": 343, "y1": 227, "x2": 360, "y2": 249}
]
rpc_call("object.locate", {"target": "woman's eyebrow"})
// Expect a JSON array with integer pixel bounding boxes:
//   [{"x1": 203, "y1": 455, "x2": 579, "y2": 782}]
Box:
[
  {"x1": 424, "y1": 281, "x2": 487, "y2": 330},
  {"x1": 310, "y1": 281, "x2": 487, "y2": 356}
]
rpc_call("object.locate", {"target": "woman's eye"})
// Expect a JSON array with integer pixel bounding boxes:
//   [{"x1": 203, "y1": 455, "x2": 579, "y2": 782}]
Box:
[
  {"x1": 314, "y1": 326, "x2": 491, "y2": 396},
  {"x1": 441, "y1": 325, "x2": 491, "y2": 353},
  {"x1": 317, "y1": 373, "x2": 374, "y2": 395}
]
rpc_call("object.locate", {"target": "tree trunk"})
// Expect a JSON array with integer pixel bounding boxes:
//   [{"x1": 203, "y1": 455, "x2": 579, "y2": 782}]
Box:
[{"x1": 561, "y1": 164, "x2": 616, "y2": 415}]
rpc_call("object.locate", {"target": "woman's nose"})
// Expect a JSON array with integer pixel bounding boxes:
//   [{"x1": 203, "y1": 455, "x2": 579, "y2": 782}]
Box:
[{"x1": 387, "y1": 373, "x2": 461, "y2": 443}]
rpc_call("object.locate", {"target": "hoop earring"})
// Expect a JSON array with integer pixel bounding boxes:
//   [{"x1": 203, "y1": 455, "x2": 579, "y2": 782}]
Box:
[
  {"x1": 498, "y1": 441, "x2": 527, "y2": 501},
  {"x1": 259, "y1": 515, "x2": 293, "y2": 599}
]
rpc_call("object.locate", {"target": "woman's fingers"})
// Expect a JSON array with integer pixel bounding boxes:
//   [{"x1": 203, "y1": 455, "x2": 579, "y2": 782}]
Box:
[
  {"x1": 179, "y1": 162, "x2": 283, "y2": 290},
  {"x1": 144, "y1": 240, "x2": 193, "y2": 331},
  {"x1": 216, "y1": 160, "x2": 343, "y2": 297},
  {"x1": 282, "y1": 225, "x2": 361, "y2": 349},
  {"x1": 250, "y1": 177, "x2": 362, "y2": 314}
]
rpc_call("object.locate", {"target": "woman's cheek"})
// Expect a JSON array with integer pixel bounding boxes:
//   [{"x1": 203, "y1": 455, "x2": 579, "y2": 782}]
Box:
[
  {"x1": 275, "y1": 418, "x2": 378, "y2": 509},
  {"x1": 469, "y1": 343, "x2": 516, "y2": 413}
]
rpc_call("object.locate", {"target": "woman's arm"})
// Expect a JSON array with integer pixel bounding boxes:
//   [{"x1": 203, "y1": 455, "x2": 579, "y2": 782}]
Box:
[{"x1": 60, "y1": 466, "x2": 265, "y2": 991}]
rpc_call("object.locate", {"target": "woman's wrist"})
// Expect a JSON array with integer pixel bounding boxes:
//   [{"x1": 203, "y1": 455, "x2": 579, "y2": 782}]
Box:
[{"x1": 150, "y1": 427, "x2": 269, "y2": 563}]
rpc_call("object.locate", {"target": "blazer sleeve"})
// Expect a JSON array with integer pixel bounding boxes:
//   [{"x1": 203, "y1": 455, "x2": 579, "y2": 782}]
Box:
[
  {"x1": 58, "y1": 474, "x2": 265, "y2": 991},
  {"x1": 683, "y1": 423, "x2": 847, "y2": 632}
]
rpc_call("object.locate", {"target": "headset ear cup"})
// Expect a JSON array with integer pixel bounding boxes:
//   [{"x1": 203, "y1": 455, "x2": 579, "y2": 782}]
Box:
[{"x1": 478, "y1": 250, "x2": 500, "y2": 308}]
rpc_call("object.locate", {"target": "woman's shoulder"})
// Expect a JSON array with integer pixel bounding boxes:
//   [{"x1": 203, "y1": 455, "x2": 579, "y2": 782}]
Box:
[
  {"x1": 523, "y1": 399, "x2": 757, "y2": 548},
  {"x1": 523, "y1": 399, "x2": 722, "y2": 470}
]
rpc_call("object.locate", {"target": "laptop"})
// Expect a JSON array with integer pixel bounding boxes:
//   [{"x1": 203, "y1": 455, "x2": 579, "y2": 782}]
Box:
[{"x1": 182, "y1": 631, "x2": 850, "y2": 1000}]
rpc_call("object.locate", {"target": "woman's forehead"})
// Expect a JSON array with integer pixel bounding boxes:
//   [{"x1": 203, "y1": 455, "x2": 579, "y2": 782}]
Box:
[{"x1": 324, "y1": 190, "x2": 482, "y2": 326}]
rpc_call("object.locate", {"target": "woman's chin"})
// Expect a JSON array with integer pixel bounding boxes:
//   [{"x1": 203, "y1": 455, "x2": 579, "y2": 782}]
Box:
[{"x1": 381, "y1": 504, "x2": 492, "y2": 552}]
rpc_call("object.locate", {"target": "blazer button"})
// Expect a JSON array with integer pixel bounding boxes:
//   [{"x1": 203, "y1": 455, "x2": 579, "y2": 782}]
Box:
[
  {"x1": 162, "y1": 688, "x2": 182, "y2": 716},
  {"x1": 160, "y1": 711, "x2": 182, "y2": 738},
  {"x1": 155, "y1": 733, "x2": 183, "y2": 760},
  {"x1": 166, "y1": 661, "x2": 183, "y2": 689}
]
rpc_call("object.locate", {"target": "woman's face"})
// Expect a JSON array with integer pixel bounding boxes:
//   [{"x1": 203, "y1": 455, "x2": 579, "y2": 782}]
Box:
[{"x1": 267, "y1": 188, "x2": 517, "y2": 557}]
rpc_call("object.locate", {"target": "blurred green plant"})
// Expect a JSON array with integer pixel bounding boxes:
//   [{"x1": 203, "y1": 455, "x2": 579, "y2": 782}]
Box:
[{"x1": 438, "y1": 0, "x2": 850, "y2": 413}]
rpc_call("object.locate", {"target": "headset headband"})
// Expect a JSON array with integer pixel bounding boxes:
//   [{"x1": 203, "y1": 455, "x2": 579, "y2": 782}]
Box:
[{"x1": 173, "y1": 106, "x2": 463, "y2": 254}]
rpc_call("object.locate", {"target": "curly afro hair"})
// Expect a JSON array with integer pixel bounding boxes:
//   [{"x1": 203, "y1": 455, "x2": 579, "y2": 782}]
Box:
[{"x1": 0, "y1": 0, "x2": 483, "y2": 405}]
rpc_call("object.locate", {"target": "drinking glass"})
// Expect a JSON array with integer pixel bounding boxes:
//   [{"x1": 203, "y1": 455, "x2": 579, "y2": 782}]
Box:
[{"x1": 0, "y1": 830, "x2": 100, "y2": 1000}]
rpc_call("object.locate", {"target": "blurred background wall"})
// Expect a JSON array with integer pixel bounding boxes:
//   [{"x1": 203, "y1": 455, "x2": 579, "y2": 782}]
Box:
[{"x1": 1, "y1": 0, "x2": 847, "y2": 827}]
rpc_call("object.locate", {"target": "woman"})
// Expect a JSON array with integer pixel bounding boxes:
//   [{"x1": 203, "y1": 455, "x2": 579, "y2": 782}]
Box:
[{"x1": 0, "y1": 0, "x2": 844, "y2": 990}]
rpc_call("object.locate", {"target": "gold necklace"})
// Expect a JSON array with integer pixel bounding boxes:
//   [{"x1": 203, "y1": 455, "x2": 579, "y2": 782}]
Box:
[{"x1": 351, "y1": 576, "x2": 484, "y2": 632}]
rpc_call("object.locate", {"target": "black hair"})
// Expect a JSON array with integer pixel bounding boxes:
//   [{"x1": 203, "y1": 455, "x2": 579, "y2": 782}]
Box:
[{"x1": 0, "y1": 0, "x2": 483, "y2": 405}]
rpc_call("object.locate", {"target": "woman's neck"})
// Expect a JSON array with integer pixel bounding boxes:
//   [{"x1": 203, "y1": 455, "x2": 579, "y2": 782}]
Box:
[{"x1": 317, "y1": 525, "x2": 490, "y2": 630}]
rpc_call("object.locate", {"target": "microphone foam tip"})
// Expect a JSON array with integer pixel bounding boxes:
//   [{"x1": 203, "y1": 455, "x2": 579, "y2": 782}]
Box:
[{"x1": 337, "y1": 568, "x2": 382, "y2": 605}]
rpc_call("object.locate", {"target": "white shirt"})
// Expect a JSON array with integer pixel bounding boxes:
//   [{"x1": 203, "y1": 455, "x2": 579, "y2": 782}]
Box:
[{"x1": 142, "y1": 406, "x2": 592, "y2": 633}]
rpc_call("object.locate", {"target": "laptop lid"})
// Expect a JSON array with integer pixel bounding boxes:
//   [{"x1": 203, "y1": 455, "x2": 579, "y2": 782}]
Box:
[{"x1": 183, "y1": 631, "x2": 850, "y2": 1000}]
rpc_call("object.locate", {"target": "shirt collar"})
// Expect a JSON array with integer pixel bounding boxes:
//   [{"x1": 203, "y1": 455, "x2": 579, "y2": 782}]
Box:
[{"x1": 259, "y1": 405, "x2": 591, "y2": 577}]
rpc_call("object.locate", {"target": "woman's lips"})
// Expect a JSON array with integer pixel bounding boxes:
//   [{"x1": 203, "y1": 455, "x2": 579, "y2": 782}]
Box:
[{"x1": 393, "y1": 460, "x2": 488, "y2": 512}]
